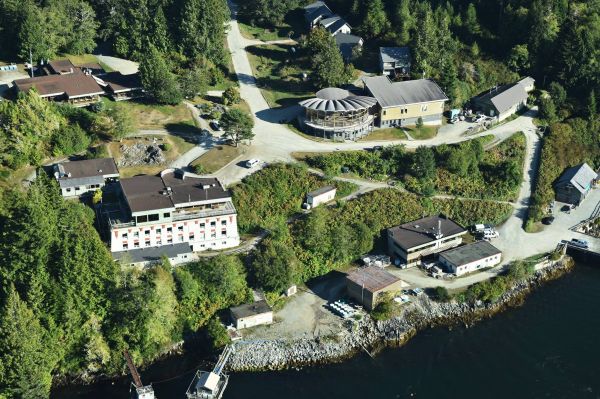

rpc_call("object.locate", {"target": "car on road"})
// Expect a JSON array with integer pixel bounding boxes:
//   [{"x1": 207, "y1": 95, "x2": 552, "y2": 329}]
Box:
[
  {"x1": 570, "y1": 238, "x2": 589, "y2": 249},
  {"x1": 372, "y1": 145, "x2": 383, "y2": 151},
  {"x1": 245, "y1": 159, "x2": 260, "y2": 168},
  {"x1": 209, "y1": 121, "x2": 221, "y2": 130},
  {"x1": 542, "y1": 216, "x2": 555, "y2": 225}
]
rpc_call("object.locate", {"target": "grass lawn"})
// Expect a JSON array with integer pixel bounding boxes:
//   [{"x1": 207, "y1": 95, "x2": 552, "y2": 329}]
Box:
[
  {"x1": 110, "y1": 135, "x2": 195, "y2": 178},
  {"x1": 108, "y1": 99, "x2": 199, "y2": 132},
  {"x1": 403, "y1": 125, "x2": 438, "y2": 140},
  {"x1": 246, "y1": 44, "x2": 313, "y2": 108},
  {"x1": 360, "y1": 127, "x2": 407, "y2": 141},
  {"x1": 191, "y1": 144, "x2": 244, "y2": 173},
  {"x1": 238, "y1": 22, "x2": 292, "y2": 42}
]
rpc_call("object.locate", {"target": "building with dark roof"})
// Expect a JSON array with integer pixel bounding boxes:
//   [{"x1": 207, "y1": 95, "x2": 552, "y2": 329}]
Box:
[
  {"x1": 554, "y1": 163, "x2": 598, "y2": 205},
  {"x1": 53, "y1": 158, "x2": 120, "y2": 198},
  {"x1": 13, "y1": 71, "x2": 104, "y2": 107},
  {"x1": 379, "y1": 47, "x2": 411, "y2": 77},
  {"x1": 96, "y1": 72, "x2": 144, "y2": 101},
  {"x1": 387, "y1": 215, "x2": 467, "y2": 266},
  {"x1": 335, "y1": 33, "x2": 363, "y2": 62},
  {"x1": 472, "y1": 77, "x2": 534, "y2": 122},
  {"x1": 318, "y1": 15, "x2": 351, "y2": 35},
  {"x1": 113, "y1": 242, "x2": 197, "y2": 268},
  {"x1": 230, "y1": 300, "x2": 273, "y2": 329},
  {"x1": 46, "y1": 59, "x2": 77, "y2": 75},
  {"x1": 304, "y1": 1, "x2": 333, "y2": 28},
  {"x1": 298, "y1": 87, "x2": 378, "y2": 140},
  {"x1": 346, "y1": 266, "x2": 407, "y2": 310},
  {"x1": 105, "y1": 169, "x2": 240, "y2": 255},
  {"x1": 439, "y1": 241, "x2": 502, "y2": 276},
  {"x1": 363, "y1": 76, "x2": 448, "y2": 127}
]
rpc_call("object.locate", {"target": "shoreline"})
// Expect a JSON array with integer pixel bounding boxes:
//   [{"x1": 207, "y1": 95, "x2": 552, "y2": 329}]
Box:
[{"x1": 228, "y1": 257, "x2": 575, "y2": 371}]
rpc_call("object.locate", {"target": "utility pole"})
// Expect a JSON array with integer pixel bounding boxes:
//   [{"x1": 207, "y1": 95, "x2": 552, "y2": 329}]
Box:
[{"x1": 29, "y1": 48, "x2": 34, "y2": 78}]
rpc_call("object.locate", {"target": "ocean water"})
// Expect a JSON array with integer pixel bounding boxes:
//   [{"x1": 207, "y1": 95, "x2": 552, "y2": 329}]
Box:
[{"x1": 53, "y1": 261, "x2": 600, "y2": 399}]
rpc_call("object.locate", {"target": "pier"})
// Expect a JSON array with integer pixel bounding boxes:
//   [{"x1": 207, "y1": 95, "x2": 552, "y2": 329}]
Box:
[{"x1": 186, "y1": 345, "x2": 233, "y2": 399}]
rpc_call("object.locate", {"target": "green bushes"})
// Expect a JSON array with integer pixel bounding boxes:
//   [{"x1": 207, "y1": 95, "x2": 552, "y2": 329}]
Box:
[
  {"x1": 433, "y1": 286, "x2": 451, "y2": 302},
  {"x1": 370, "y1": 294, "x2": 397, "y2": 321},
  {"x1": 461, "y1": 260, "x2": 536, "y2": 304},
  {"x1": 205, "y1": 317, "x2": 231, "y2": 350}
]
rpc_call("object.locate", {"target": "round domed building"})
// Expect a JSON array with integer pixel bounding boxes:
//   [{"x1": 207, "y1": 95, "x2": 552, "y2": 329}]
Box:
[{"x1": 298, "y1": 88, "x2": 377, "y2": 141}]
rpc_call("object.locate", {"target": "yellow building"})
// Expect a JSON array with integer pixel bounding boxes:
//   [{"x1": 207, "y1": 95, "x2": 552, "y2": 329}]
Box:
[{"x1": 363, "y1": 76, "x2": 448, "y2": 127}]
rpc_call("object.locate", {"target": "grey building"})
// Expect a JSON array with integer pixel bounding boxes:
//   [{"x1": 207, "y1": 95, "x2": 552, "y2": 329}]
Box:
[
  {"x1": 318, "y1": 15, "x2": 351, "y2": 36},
  {"x1": 53, "y1": 157, "x2": 119, "y2": 198},
  {"x1": 439, "y1": 241, "x2": 502, "y2": 276},
  {"x1": 113, "y1": 242, "x2": 197, "y2": 268},
  {"x1": 554, "y1": 163, "x2": 598, "y2": 205},
  {"x1": 471, "y1": 77, "x2": 534, "y2": 122},
  {"x1": 335, "y1": 33, "x2": 364, "y2": 62},
  {"x1": 387, "y1": 215, "x2": 467, "y2": 266},
  {"x1": 304, "y1": 1, "x2": 333, "y2": 28},
  {"x1": 379, "y1": 47, "x2": 411, "y2": 77},
  {"x1": 230, "y1": 300, "x2": 273, "y2": 329}
]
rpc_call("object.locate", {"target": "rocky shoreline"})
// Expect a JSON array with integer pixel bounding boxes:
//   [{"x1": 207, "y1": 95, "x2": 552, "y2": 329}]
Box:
[{"x1": 229, "y1": 258, "x2": 575, "y2": 371}]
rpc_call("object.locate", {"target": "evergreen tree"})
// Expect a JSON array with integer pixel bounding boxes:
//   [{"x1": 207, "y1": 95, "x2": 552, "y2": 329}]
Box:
[
  {"x1": 394, "y1": 0, "x2": 413, "y2": 44},
  {"x1": 139, "y1": 45, "x2": 183, "y2": 104},
  {"x1": 220, "y1": 108, "x2": 255, "y2": 146},
  {"x1": 360, "y1": 0, "x2": 389, "y2": 39},
  {"x1": 62, "y1": 0, "x2": 99, "y2": 55},
  {"x1": 411, "y1": 146, "x2": 436, "y2": 180},
  {"x1": 252, "y1": 239, "x2": 297, "y2": 293},
  {"x1": 464, "y1": 3, "x2": 480, "y2": 38}
]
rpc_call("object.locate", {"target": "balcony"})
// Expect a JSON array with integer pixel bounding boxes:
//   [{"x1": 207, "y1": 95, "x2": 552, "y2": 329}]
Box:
[{"x1": 172, "y1": 202, "x2": 236, "y2": 222}]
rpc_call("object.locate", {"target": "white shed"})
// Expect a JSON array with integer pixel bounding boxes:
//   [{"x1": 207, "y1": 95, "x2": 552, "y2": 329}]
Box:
[
  {"x1": 306, "y1": 185, "x2": 336, "y2": 208},
  {"x1": 439, "y1": 241, "x2": 502, "y2": 276}
]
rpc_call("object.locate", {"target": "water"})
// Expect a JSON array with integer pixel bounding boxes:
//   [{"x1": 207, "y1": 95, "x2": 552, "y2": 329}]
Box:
[{"x1": 53, "y1": 261, "x2": 600, "y2": 399}]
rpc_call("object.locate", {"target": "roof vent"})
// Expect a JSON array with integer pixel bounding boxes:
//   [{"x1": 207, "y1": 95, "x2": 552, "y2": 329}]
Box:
[{"x1": 98, "y1": 169, "x2": 102, "y2": 173}]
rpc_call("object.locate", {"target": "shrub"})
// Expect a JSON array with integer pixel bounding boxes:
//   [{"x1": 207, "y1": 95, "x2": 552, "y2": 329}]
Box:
[
  {"x1": 161, "y1": 143, "x2": 172, "y2": 151},
  {"x1": 371, "y1": 295, "x2": 396, "y2": 321},
  {"x1": 434, "y1": 286, "x2": 451, "y2": 302},
  {"x1": 205, "y1": 317, "x2": 230, "y2": 350},
  {"x1": 194, "y1": 164, "x2": 206, "y2": 174},
  {"x1": 222, "y1": 87, "x2": 241, "y2": 105},
  {"x1": 416, "y1": 116, "x2": 424, "y2": 128}
]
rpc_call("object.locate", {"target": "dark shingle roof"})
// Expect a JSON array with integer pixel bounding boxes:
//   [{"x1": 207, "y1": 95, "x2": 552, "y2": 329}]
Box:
[
  {"x1": 101, "y1": 72, "x2": 142, "y2": 93},
  {"x1": 388, "y1": 215, "x2": 466, "y2": 250},
  {"x1": 335, "y1": 33, "x2": 363, "y2": 59},
  {"x1": 230, "y1": 300, "x2": 272, "y2": 319},
  {"x1": 113, "y1": 243, "x2": 193, "y2": 264},
  {"x1": 346, "y1": 266, "x2": 401, "y2": 293},
  {"x1": 439, "y1": 241, "x2": 501, "y2": 267},
  {"x1": 14, "y1": 72, "x2": 104, "y2": 98},
  {"x1": 47, "y1": 59, "x2": 76, "y2": 74},
  {"x1": 380, "y1": 47, "x2": 410, "y2": 65},
  {"x1": 307, "y1": 185, "x2": 336, "y2": 197},
  {"x1": 304, "y1": 1, "x2": 333, "y2": 23},
  {"x1": 120, "y1": 171, "x2": 232, "y2": 213},
  {"x1": 363, "y1": 76, "x2": 448, "y2": 108},
  {"x1": 55, "y1": 158, "x2": 119, "y2": 180},
  {"x1": 554, "y1": 163, "x2": 598, "y2": 194}
]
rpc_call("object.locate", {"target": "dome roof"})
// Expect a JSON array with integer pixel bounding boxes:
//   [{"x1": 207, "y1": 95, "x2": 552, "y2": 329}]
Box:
[{"x1": 299, "y1": 88, "x2": 377, "y2": 112}]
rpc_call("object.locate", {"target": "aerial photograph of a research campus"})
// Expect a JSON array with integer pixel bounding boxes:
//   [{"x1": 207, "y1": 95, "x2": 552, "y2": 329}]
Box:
[{"x1": 0, "y1": 0, "x2": 599, "y2": 398}]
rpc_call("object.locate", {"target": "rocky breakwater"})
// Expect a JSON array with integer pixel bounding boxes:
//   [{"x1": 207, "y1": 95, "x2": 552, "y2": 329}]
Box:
[{"x1": 229, "y1": 258, "x2": 574, "y2": 371}]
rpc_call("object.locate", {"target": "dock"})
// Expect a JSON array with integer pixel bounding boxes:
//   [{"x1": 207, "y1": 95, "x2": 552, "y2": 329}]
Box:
[{"x1": 186, "y1": 345, "x2": 233, "y2": 399}]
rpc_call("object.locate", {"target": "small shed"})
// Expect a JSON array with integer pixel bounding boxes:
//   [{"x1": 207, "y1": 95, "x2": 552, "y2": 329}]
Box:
[
  {"x1": 554, "y1": 163, "x2": 598, "y2": 205},
  {"x1": 306, "y1": 185, "x2": 336, "y2": 208},
  {"x1": 346, "y1": 266, "x2": 406, "y2": 310},
  {"x1": 439, "y1": 241, "x2": 502, "y2": 276},
  {"x1": 230, "y1": 300, "x2": 273, "y2": 329}
]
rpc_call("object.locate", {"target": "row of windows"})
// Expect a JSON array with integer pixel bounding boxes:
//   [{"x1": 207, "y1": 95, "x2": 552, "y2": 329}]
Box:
[
  {"x1": 121, "y1": 220, "x2": 227, "y2": 239},
  {"x1": 65, "y1": 183, "x2": 101, "y2": 193},
  {"x1": 122, "y1": 230, "x2": 229, "y2": 249}
]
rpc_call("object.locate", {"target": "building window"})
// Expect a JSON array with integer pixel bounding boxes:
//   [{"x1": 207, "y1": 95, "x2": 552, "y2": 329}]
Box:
[
  {"x1": 144, "y1": 241, "x2": 150, "y2": 247},
  {"x1": 149, "y1": 214, "x2": 159, "y2": 222},
  {"x1": 144, "y1": 230, "x2": 150, "y2": 236},
  {"x1": 210, "y1": 221, "x2": 216, "y2": 227},
  {"x1": 157, "y1": 240, "x2": 162, "y2": 245},
  {"x1": 211, "y1": 232, "x2": 216, "y2": 238},
  {"x1": 167, "y1": 238, "x2": 173, "y2": 244},
  {"x1": 221, "y1": 229, "x2": 227, "y2": 236},
  {"x1": 383, "y1": 110, "x2": 387, "y2": 116},
  {"x1": 189, "y1": 233, "x2": 195, "y2": 240},
  {"x1": 421, "y1": 105, "x2": 428, "y2": 112},
  {"x1": 179, "y1": 236, "x2": 184, "y2": 242},
  {"x1": 136, "y1": 215, "x2": 148, "y2": 223},
  {"x1": 163, "y1": 212, "x2": 171, "y2": 218},
  {"x1": 221, "y1": 220, "x2": 227, "y2": 226},
  {"x1": 156, "y1": 228, "x2": 161, "y2": 234},
  {"x1": 66, "y1": 188, "x2": 72, "y2": 192},
  {"x1": 200, "y1": 222, "x2": 205, "y2": 228},
  {"x1": 122, "y1": 233, "x2": 128, "y2": 239},
  {"x1": 222, "y1": 241, "x2": 227, "y2": 244},
  {"x1": 75, "y1": 186, "x2": 80, "y2": 191},
  {"x1": 178, "y1": 225, "x2": 184, "y2": 232},
  {"x1": 134, "y1": 242, "x2": 140, "y2": 248},
  {"x1": 133, "y1": 232, "x2": 139, "y2": 238},
  {"x1": 167, "y1": 227, "x2": 173, "y2": 233},
  {"x1": 123, "y1": 243, "x2": 129, "y2": 250}
]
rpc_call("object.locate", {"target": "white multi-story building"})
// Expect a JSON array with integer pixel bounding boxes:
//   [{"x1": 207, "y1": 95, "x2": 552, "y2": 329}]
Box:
[{"x1": 106, "y1": 169, "x2": 240, "y2": 260}]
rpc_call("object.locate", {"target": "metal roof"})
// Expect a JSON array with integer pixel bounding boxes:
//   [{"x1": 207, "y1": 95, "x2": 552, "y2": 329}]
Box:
[
  {"x1": 380, "y1": 47, "x2": 410, "y2": 65},
  {"x1": 230, "y1": 300, "x2": 272, "y2": 319},
  {"x1": 335, "y1": 33, "x2": 363, "y2": 59},
  {"x1": 346, "y1": 266, "x2": 401, "y2": 293},
  {"x1": 58, "y1": 175, "x2": 104, "y2": 189},
  {"x1": 388, "y1": 215, "x2": 466, "y2": 250},
  {"x1": 320, "y1": 15, "x2": 350, "y2": 34},
  {"x1": 307, "y1": 185, "x2": 336, "y2": 198},
  {"x1": 319, "y1": 15, "x2": 342, "y2": 28},
  {"x1": 363, "y1": 76, "x2": 448, "y2": 108},
  {"x1": 304, "y1": 1, "x2": 333, "y2": 23},
  {"x1": 14, "y1": 71, "x2": 105, "y2": 98},
  {"x1": 196, "y1": 372, "x2": 220, "y2": 393},
  {"x1": 489, "y1": 83, "x2": 528, "y2": 114},
  {"x1": 299, "y1": 88, "x2": 377, "y2": 112},
  {"x1": 55, "y1": 158, "x2": 119, "y2": 180},
  {"x1": 112, "y1": 242, "x2": 193, "y2": 264},
  {"x1": 439, "y1": 241, "x2": 501, "y2": 267},
  {"x1": 554, "y1": 163, "x2": 598, "y2": 194}
]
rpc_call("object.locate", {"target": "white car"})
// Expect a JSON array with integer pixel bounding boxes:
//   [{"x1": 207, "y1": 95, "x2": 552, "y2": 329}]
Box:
[{"x1": 245, "y1": 159, "x2": 260, "y2": 168}]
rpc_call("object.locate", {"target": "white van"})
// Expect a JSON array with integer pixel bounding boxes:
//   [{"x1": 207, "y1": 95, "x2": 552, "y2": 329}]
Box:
[
  {"x1": 245, "y1": 159, "x2": 260, "y2": 168},
  {"x1": 482, "y1": 230, "x2": 499, "y2": 239}
]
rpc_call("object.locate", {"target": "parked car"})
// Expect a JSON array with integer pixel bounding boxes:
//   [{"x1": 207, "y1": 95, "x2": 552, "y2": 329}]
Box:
[
  {"x1": 201, "y1": 113, "x2": 212, "y2": 119},
  {"x1": 561, "y1": 204, "x2": 574, "y2": 212},
  {"x1": 372, "y1": 145, "x2": 383, "y2": 151},
  {"x1": 542, "y1": 216, "x2": 555, "y2": 225},
  {"x1": 209, "y1": 121, "x2": 221, "y2": 130},
  {"x1": 570, "y1": 238, "x2": 589, "y2": 249},
  {"x1": 411, "y1": 288, "x2": 424, "y2": 296},
  {"x1": 245, "y1": 159, "x2": 260, "y2": 168}
]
